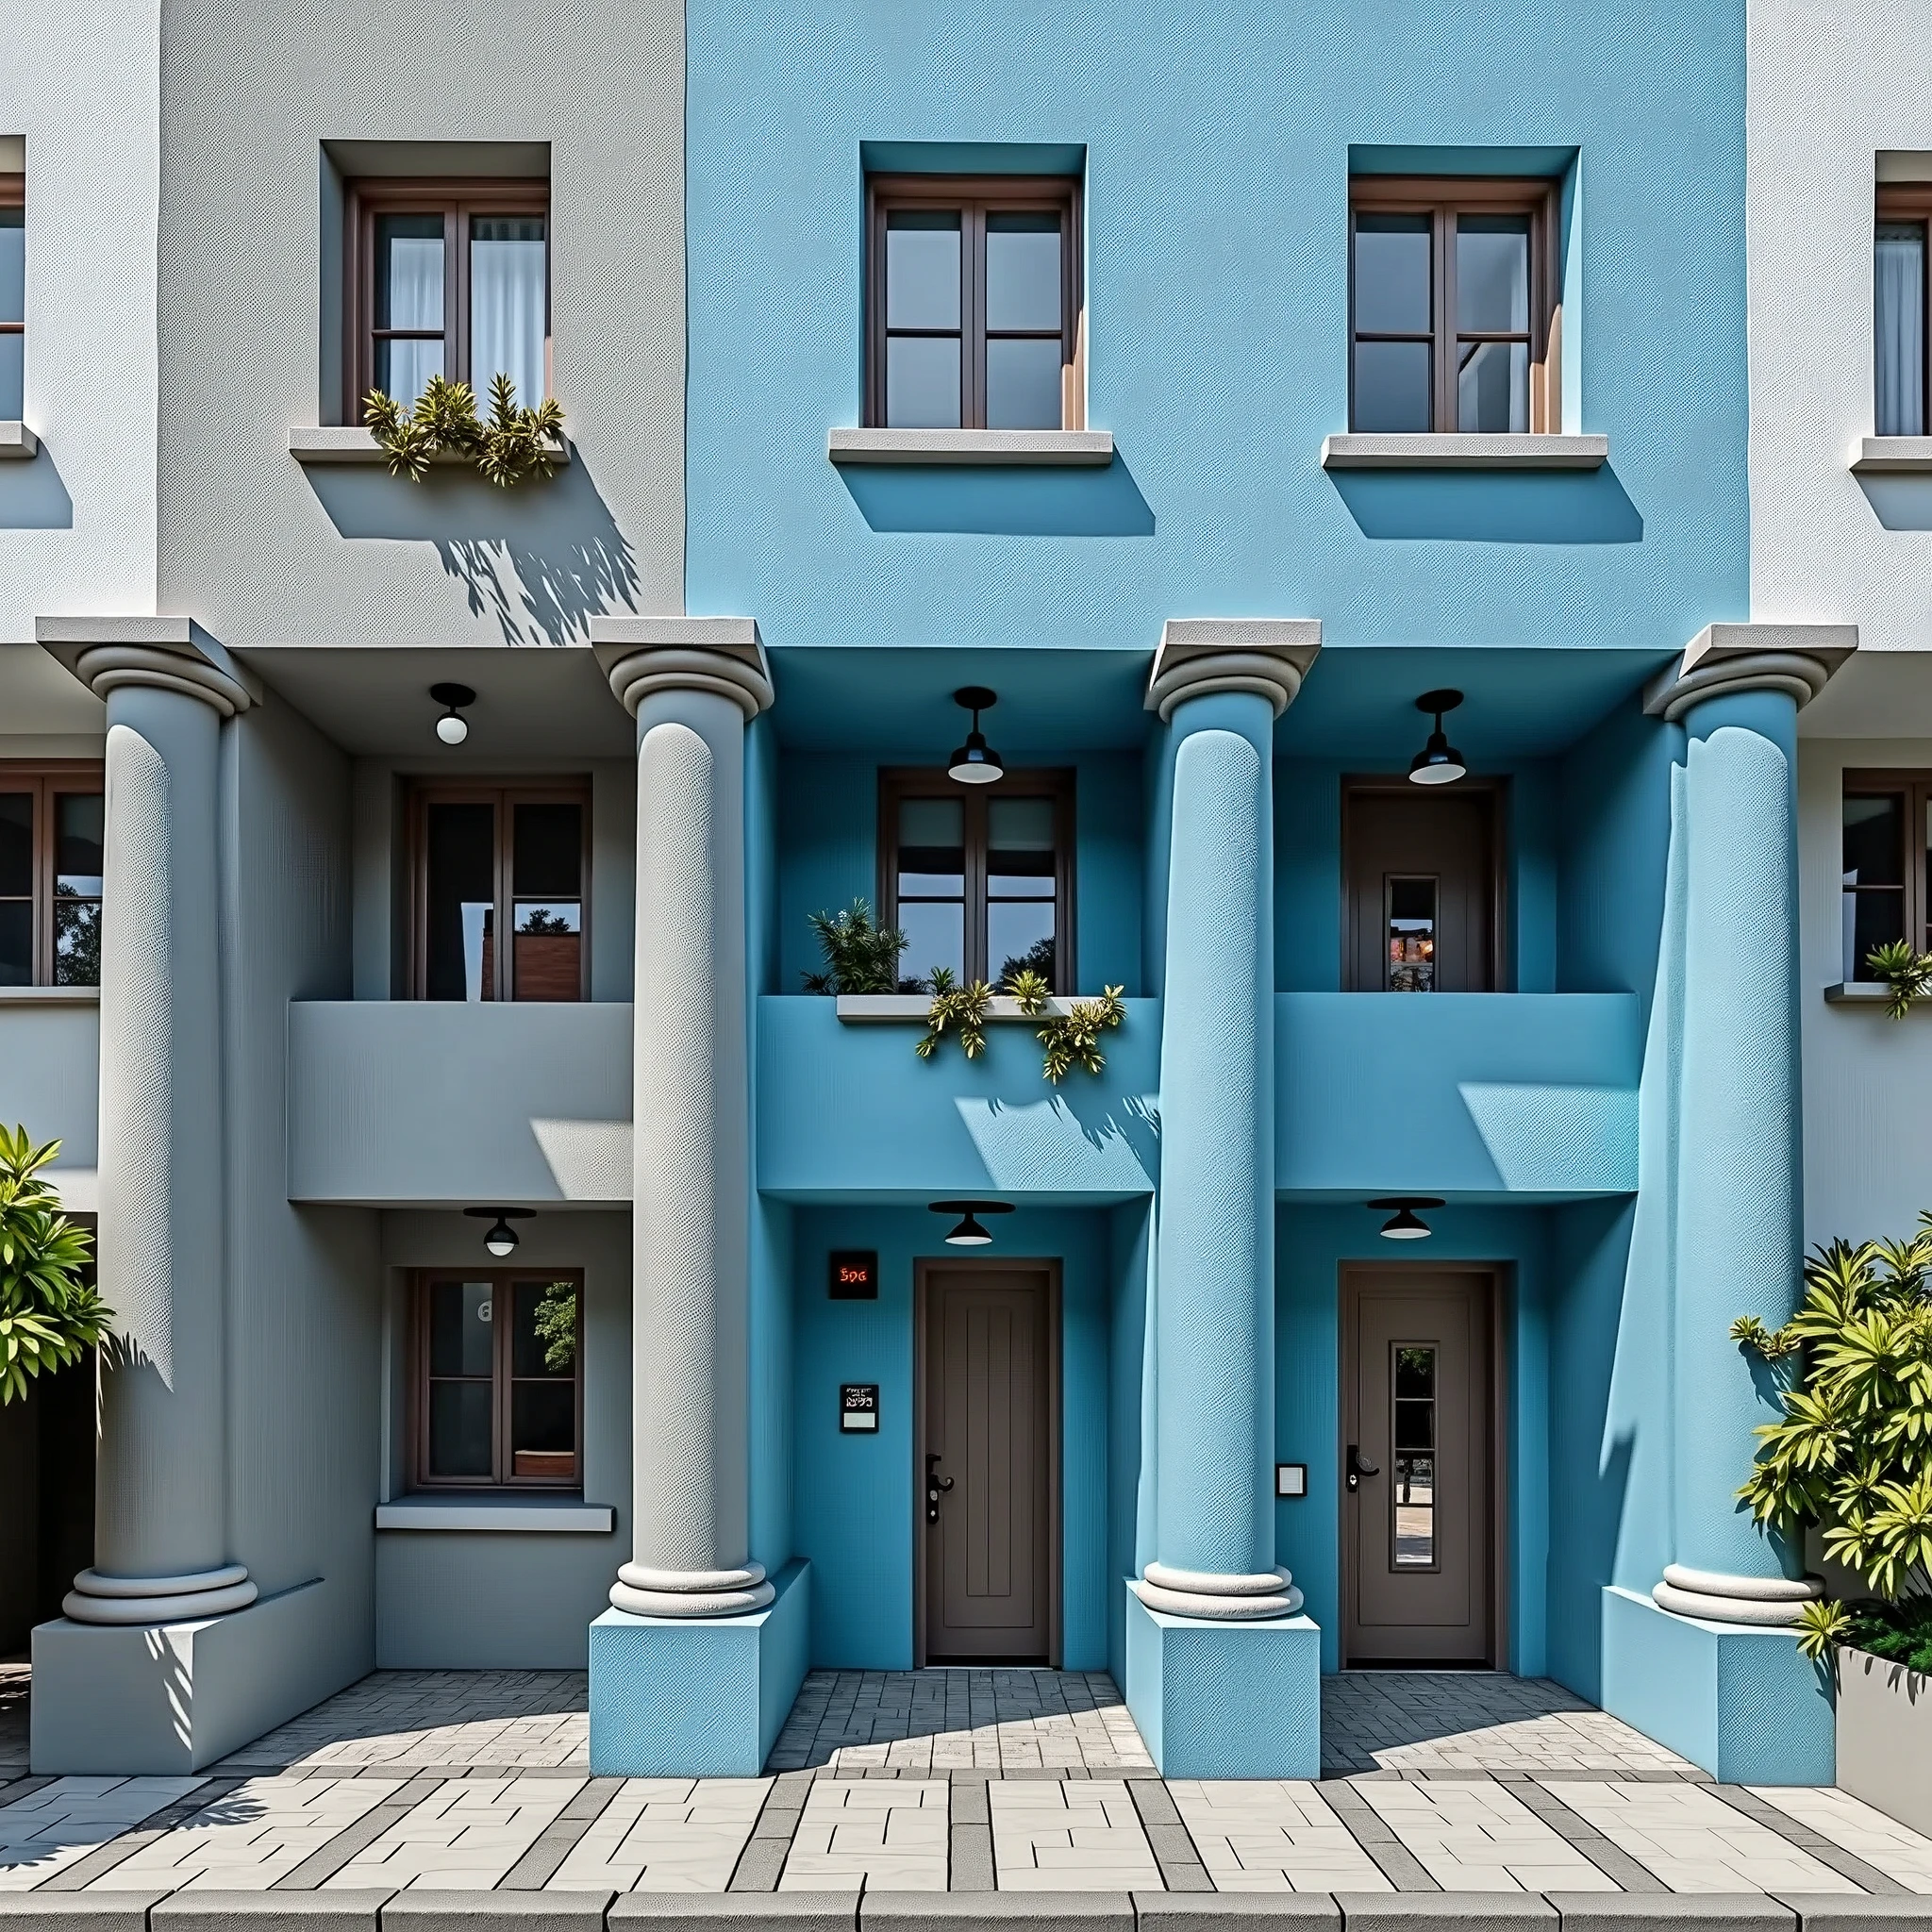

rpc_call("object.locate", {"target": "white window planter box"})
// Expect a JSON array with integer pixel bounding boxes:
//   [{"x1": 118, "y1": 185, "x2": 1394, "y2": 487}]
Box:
[
  {"x1": 1838, "y1": 1646, "x2": 1932, "y2": 1836},
  {"x1": 835, "y1": 993, "x2": 1098, "y2": 1023},
  {"x1": 288, "y1": 427, "x2": 570, "y2": 467}
]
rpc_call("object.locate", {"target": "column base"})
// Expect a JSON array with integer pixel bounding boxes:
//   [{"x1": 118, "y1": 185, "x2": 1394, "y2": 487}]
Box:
[
  {"x1": 1601, "y1": 1584, "x2": 1835, "y2": 1784},
  {"x1": 590, "y1": 1557, "x2": 809, "y2": 1774},
  {"x1": 31, "y1": 1579, "x2": 337, "y2": 1774},
  {"x1": 1124, "y1": 1582, "x2": 1321, "y2": 1777}
]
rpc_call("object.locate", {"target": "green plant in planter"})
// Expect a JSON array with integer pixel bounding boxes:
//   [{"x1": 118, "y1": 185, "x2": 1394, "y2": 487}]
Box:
[
  {"x1": 363, "y1": 374, "x2": 566, "y2": 486},
  {"x1": 917, "y1": 968, "x2": 993, "y2": 1060},
  {"x1": 1734, "y1": 1217, "x2": 1932, "y2": 1657},
  {"x1": 0, "y1": 1124, "x2": 108, "y2": 1405},
  {"x1": 1867, "y1": 940, "x2": 1932, "y2": 1020},
  {"x1": 802, "y1": 898, "x2": 909, "y2": 994},
  {"x1": 1039, "y1": 986, "x2": 1126, "y2": 1084}
]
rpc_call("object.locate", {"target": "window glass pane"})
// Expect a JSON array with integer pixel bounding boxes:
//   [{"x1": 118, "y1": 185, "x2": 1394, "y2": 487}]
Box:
[
  {"x1": 471, "y1": 215, "x2": 546, "y2": 408},
  {"x1": 987, "y1": 797, "x2": 1057, "y2": 894},
  {"x1": 886, "y1": 209, "x2": 961, "y2": 329},
  {"x1": 511, "y1": 1381, "x2": 575, "y2": 1456},
  {"x1": 0, "y1": 902, "x2": 28, "y2": 988},
  {"x1": 1456, "y1": 214, "x2": 1530, "y2": 333},
  {"x1": 376, "y1": 338, "x2": 443, "y2": 407},
  {"x1": 1844, "y1": 792, "x2": 1904, "y2": 886},
  {"x1": 0, "y1": 335, "x2": 20, "y2": 425},
  {"x1": 0, "y1": 207, "x2": 21, "y2": 325},
  {"x1": 899, "y1": 901, "x2": 963, "y2": 987},
  {"x1": 1392, "y1": 1342, "x2": 1436, "y2": 1568},
  {"x1": 1353, "y1": 340, "x2": 1431, "y2": 433},
  {"x1": 898, "y1": 797, "x2": 964, "y2": 894},
  {"x1": 54, "y1": 792, "x2": 104, "y2": 988},
  {"x1": 512, "y1": 802, "x2": 580, "y2": 896},
  {"x1": 1388, "y1": 875, "x2": 1437, "y2": 992},
  {"x1": 513, "y1": 1280, "x2": 576, "y2": 1378},
  {"x1": 425, "y1": 801, "x2": 497, "y2": 1001},
  {"x1": 428, "y1": 1381, "x2": 493, "y2": 1478},
  {"x1": 429, "y1": 1280, "x2": 495, "y2": 1376},
  {"x1": 0, "y1": 791, "x2": 30, "y2": 897},
  {"x1": 986, "y1": 338, "x2": 1063, "y2": 429},
  {"x1": 986, "y1": 211, "x2": 1061, "y2": 332},
  {"x1": 1457, "y1": 340, "x2": 1528, "y2": 433},
  {"x1": 1354, "y1": 212, "x2": 1431, "y2": 336},
  {"x1": 1877, "y1": 222, "x2": 1926, "y2": 439},
  {"x1": 886, "y1": 334, "x2": 960, "y2": 428},
  {"x1": 990, "y1": 902, "x2": 1056, "y2": 988},
  {"x1": 375, "y1": 214, "x2": 444, "y2": 330},
  {"x1": 1851, "y1": 890, "x2": 1906, "y2": 981},
  {"x1": 510, "y1": 804, "x2": 582, "y2": 999}
]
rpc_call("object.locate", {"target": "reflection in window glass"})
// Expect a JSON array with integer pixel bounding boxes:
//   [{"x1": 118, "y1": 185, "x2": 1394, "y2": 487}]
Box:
[
  {"x1": 885, "y1": 210, "x2": 963, "y2": 428},
  {"x1": 1387, "y1": 876, "x2": 1438, "y2": 992},
  {"x1": 511, "y1": 802, "x2": 581, "y2": 1002},
  {"x1": 986, "y1": 213, "x2": 1061, "y2": 331},
  {"x1": 425, "y1": 801, "x2": 496, "y2": 1002},
  {"x1": 988, "y1": 796, "x2": 1057, "y2": 985},
  {"x1": 510, "y1": 1279, "x2": 577, "y2": 1479},
  {"x1": 1457, "y1": 339, "x2": 1528, "y2": 433},
  {"x1": 53, "y1": 792, "x2": 102, "y2": 987},
  {"x1": 0, "y1": 791, "x2": 29, "y2": 987},
  {"x1": 1843, "y1": 792, "x2": 1906, "y2": 982},
  {"x1": 1392, "y1": 1344, "x2": 1436, "y2": 1567},
  {"x1": 1355, "y1": 213, "x2": 1431, "y2": 334},
  {"x1": 1354, "y1": 340, "x2": 1431, "y2": 435},
  {"x1": 898, "y1": 796, "x2": 965, "y2": 985}
]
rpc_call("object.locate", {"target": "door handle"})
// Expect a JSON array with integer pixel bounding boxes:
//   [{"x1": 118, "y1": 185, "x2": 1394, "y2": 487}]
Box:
[
  {"x1": 1346, "y1": 1443, "x2": 1380, "y2": 1493},
  {"x1": 924, "y1": 1452, "x2": 955, "y2": 1524}
]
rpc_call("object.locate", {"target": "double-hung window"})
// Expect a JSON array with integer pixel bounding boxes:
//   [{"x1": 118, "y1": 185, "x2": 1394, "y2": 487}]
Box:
[
  {"x1": 348, "y1": 180, "x2": 549, "y2": 413},
  {"x1": 866, "y1": 177, "x2": 1082, "y2": 431},
  {"x1": 1876, "y1": 190, "x2": 1929, "y2": 437},
  {"x1": 1842, "y1": 773, "x2": 1932, "y2": 979},
  {"x1": 1, "y1": 173, "x2": 22, "y2": 420},
  {"x1": 0, "y1": 769, "x2": 104, "y2": 988},
  {"x1": 1349, "y1": 178, "x2": 1558, "y2": 435},
  {"x1": 880, "y1": 771, "x2": 1074, "y2": 991},
  {"x1": 409, "y1": 781, "x2": 589, "y2": 1002}
]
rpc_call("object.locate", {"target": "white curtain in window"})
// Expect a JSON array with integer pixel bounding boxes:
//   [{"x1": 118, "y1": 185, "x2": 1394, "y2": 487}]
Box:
[
  {"x1": 1875, "y1": 222, "x2": 1924, "y2": 438},
  {"x1": 471, "y1": 220, "x2": 546, "y2": 410}
]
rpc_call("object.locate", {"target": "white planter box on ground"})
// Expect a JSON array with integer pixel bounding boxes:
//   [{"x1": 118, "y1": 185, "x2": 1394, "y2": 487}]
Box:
[{"x1": 1838, "y1": 1645, "x2": 1932, "y2": 1835}]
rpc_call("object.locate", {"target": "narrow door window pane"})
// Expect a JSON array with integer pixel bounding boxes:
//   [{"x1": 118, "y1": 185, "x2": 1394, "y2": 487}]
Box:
[
  {"x1": 53, "y1": 792, "x2": 103, "y2": 987},
  {"x1": 1843, "y1": 792, "x2": 1906, "y2": 981},
  {"x1": 1354, "y1": 213, "x2": 1431, "y2": 335},
  {"x1": 1392, "y1": 1345, "x2": 1436, "y2": 1568},
  {"x1": 1877, "y1": 222, "x2": 1926, "y2": 439},
  {"x1": 0, "y1": 791, "x2": 29, "y2": 987},
  {"x1": 1354, "y1": 340, "x2": 1431, "y2": 434},
  {"x1": 986, "y1": 212, "x2": 1061, "y2": 331},
  {"x1": 471, "y1": 215, "x2": 546, "y2": 408},
  {"x1": 1457, "y1": 340, "x2": 1528, "y2": 432},
  {"x1": 375, "y1": 213, "x2": 444, "y2": 402},
  {"x1": 886, "y1": 210, "x2": 962, "y2": 328},
  {"x1": 425, "y1": 801, "x2": 497, "y2": 1001},
  {"x1": 887, "y1": 335, "x2": 961, "y2": 428},
  {"x1": 1457, "y1": 215, "x2": 1529, "y2": 332},
  {"x1": 0, "y1": 206, "x2": 22, "y2": 421},
  {"x1": 1387, "y1": 875, "x2": 1438, "y2": 991},
  {"x1": 511, "y1": 801, "x2": 581, "y2": 1002}
]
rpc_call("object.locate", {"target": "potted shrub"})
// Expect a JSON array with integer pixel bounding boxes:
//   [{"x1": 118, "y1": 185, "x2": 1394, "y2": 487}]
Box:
[
  {"x1": 0, "y1": 1124, "x2": 108, "y2": 1405},
  {"x1": 1735, "y1": 1219, "x2": 1932, "y2": 1828}
]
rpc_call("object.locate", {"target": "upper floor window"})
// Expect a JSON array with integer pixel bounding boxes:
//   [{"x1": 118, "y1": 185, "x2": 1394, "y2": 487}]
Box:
[
  {"x1": 409, "y1": 781, "x2": 588, "y2": 1002},
  {"x1": 1349, "y1": 178, "x2": 1557, "y2": 435},
  {"x1": 0, "y1": 769, "x2": 103, "y2": 988},
  {"x1": 347, "y1": 179, "x2": 548, "y2": 413},
  {"x1": 881, "y1": 770, "x2": 1074, "y2": 991},
  {"x1": 1876, "y1": 190, "x2": 1928, "y2": 437},
  {"x1": 865, "y1": 177, "x2": 1082, "y2": 431},
  {"x1": 1842, "y1": 774, "x2": 1930, "y2": 980},
  {"x1": 1, "y1": 174, "x2": 22, "y2": 419}
]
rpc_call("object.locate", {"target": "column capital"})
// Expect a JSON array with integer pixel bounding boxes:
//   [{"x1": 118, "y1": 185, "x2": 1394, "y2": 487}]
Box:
[
  {"x1": 591, "y1": 616, "x2": 774, "y2": 721},
  {"x1": 37, "y1": 616, "x2": 257, "y2": 718},
  {"x1": 1642, "y1": 622, "x2": 1857, "y2": 724},
  {"x1": 1145, "y1": 619, "x2": 1321, "y2": 723}
]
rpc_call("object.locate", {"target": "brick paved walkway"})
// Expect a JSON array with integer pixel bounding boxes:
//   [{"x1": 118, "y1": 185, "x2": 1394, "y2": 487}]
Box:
[{"x1": 3, "y1": 1666, "x2": 1931, "y2": 1912}]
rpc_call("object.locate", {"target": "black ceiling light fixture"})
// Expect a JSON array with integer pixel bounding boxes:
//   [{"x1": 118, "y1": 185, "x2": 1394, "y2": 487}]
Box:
[
  {"x1": 432, "y1": 682, "x2": 477, "y2": 747},
  {"x1": 947, "y1": 687, "x2": 1005, "y2": 786},
  {"x1": 1368, "y1": 1197, "x2": 1444, "y2": 1241},
  {"x1": 465, "y1": 1206, "x2": 535, "y2": 1257},
  {"x1": 929, "y1": 1199, "x2": 1016, "y2": 1246},
  {"x1": 1407, "y1": 690, "x2": 1468, "y2": 786}
]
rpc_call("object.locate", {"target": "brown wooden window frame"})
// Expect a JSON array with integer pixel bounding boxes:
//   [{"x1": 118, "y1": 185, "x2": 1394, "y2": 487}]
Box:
[
  {"x1": 0, "y1": 763, "x2": 106, "y2": 989},
  {"x1": 1348, "y1": 176, "x2": 1561, "y2": 435},
  {"x1": 409, "y1": 1268, "x2": 586, "y2": 1491},
  {"x1": 1842, "y1": 770, "x2": 1932, "y2": 979},
  {"x1": 0, "y1": 174, "x2": 23, "y2": 404},
  {"x1": 878, "y1": 768, "x2": 1077, "y2": 993},
  {"x1": 1875, "y1": 187, "x2": 1932, "y2": 435},
  {"x1": 864, "y1": 175, "x2": 1085, "y2": 431},
  {"x1": 343, "y1": 177, "x2": 551, "y2": 423},
  {"x1": 406, "y1": 777, "x2": 592, "y2": 1003}
]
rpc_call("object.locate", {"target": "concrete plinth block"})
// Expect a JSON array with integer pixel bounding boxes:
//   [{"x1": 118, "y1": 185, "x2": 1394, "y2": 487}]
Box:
[
  {"x1": 1600, "y1": 1586, "x2": 1835, "y2": 1785},
  {"x1": 1549, "y1": 1896, "x2": 1797, "y2": 1932},
  {"x1": 30, "y1": 1580, "x2": 338, "y2": 1774},
  {"x1": 1123, "y1": 1588, "x2": 1320, "y2": 1777},
  {"x1": 1135, "y1": 1895, "x2": 1341, "y2": 1932},
  {"x1": 1772, "y1": 1901, "x2": 1932, "y2": 1932},
  {"x1": 379, "y1": 1894, "x2": 611, "y2": 1932},
  {"x1": 612, "y1": 1894, "x2": 858, "y2": 1932},
  {"x1": 156, "y1": 1894, "x2": 397, "y2": 1932},
  {"x1": 860, "y1": 1898, "x2": 1131, "y2": 1932},
  {"x1": 0, "y1": 1890, "x2": 175, "y2": 1932},
  {"x1": 1332, "y1": 1897, "x2": 1557, "y2": 1932},
  {"x1": 589, "y1": 1557, "x2": 808, "y2": 1775}
]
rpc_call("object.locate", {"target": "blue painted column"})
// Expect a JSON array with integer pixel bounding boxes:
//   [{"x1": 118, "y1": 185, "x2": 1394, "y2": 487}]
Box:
[{"x1": 1125, "y1": 621, "x2": 1322, "y2": 1778}]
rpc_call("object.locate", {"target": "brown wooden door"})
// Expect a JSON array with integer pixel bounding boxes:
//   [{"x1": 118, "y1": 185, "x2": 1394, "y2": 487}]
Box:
[
  {"x1": 921, "y1": 1264, "x2": 1055, "y2": 1663},
  {"x1": 1341, "y1": 1270, "x2": 1495, "y2": 1664},
  {"x1": 1344, "y1": 788, "x2": 1498, "y2": 991}
]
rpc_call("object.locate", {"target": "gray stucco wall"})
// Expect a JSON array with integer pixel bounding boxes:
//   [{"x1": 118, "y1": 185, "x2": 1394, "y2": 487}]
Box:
[
  {"x1": 152, "y1": 0, "x2": 685, "y2": 645},
  {"x1": 375, "y1": 1210, "x2": 631, "y2": 1668}
]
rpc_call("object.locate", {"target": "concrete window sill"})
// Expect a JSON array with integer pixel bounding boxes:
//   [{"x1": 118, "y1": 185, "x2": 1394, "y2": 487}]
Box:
[
  {"x1": 0, "y1": 984, "x2": 99, "y2": 1005},
  {"x1": 1852, "y1": 438, "x2": 1932, "y2": 474},
  {"x1": 1824, "y1": 982, "x2": 1906, "y2": 1005},
  {"x1": 835, "y1": 993, "x2": 1100, "y2": 1023},
  {"x1": 288, "y1": 426, "x2": 571, "y2": 466},
  {"x1": 0, "y1": 422, "x2": 39, "y2": 459},
  {"x1": 375, "y1": 1496, "x2": 615, "y2": 1533},
  {"x1": 828, "y1": 427, "x2": 1114, "y2": 467},
  {"x1": 1321, "y1": 432, "x2": 1609, "y2": 471}
]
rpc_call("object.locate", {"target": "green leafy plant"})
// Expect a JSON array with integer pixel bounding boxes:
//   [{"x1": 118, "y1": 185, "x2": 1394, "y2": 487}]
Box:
[
  {"x1": 1866, "y1": 939, "x2": 1932, "y2": 1020},
  {"x1": 363, "y1": 373, "x2": 565, "y2": 487},
  {"x1": 532, "y1": 1280, "x2": 577, "y2": 1374},
  {"x1": 802, "y1": 898, "x2": 909, "y2": 995},
  {"x1": 1038, "y1": 985, "x2": 1126, "y2": 1084},
  {"x1": 1736, "y1": 1217, "x2": 1932, "y2": 1652},
  {"x1": 0, "y1": 1125, "x2": 108, "y2": 1405},
  {"x1": 917, "y1": 967, "x2": 993, "y2": 1061},
  {"x1": 1004, "y1": 967, "x2": 1051, "y2": 1015}
]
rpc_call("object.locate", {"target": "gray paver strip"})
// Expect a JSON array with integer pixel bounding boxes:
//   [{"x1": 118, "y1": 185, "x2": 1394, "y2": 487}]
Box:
[
  {"x1": 1757, "y1": 1790, "x2": 1932, "y2": 1897},
  {"x1": 1316, "y1": 1783, "x2": 1439, "y2": 1892},
  {"x1": 0, "y1": 1787, "x2": 55, "y2": 1819},
  {"x1": 1505, "y1": 1777, "x2": 1671, "y2": 1893},
  {"x1": 549, "y1": 1778, "x2": 768, "y2": 1892},
  {"x1": 1166, "y1": 1782, "x2": 1392, "y2": 1894},
  {"x1": 498, "y1": 1778, "x2": 627, "y2": 1891},
  {"x1": 0, "y1": 1777, "x2": 217, "y2": 1892},
  {"x1": 1706, "y1": 1789, "x2": 1906, "y2": 1895},
  {"x1": 1355, "y1": 1776, "x2": 1621, "y2": 1893},
  {"x1": 270, "y1": 1777, "x2": 448, "y2": 1891},
  {"x1": 316, "y1": 1773, "x2": 579, "y2": 1890},
  {"x1": 988, "y1": 1777, "x2": 1162, "y2": 1891}
]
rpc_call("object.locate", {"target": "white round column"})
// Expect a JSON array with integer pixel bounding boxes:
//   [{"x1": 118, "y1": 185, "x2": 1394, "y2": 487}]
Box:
[{"x1": 606, "y1": 641, "x2": 774, "y2": 1618}]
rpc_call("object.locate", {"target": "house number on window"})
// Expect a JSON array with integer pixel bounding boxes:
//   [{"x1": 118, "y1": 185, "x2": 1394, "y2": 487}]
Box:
[{"x1": 840, "y1": 1384, "x2": 879, "y2": 1432}]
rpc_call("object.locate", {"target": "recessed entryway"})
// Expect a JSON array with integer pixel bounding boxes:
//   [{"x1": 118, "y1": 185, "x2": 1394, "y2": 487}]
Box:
[
  {"x1": 915, "y1": 1258, "x2": 1060, "y2": 1666},
  {"x1": 1341, "y1": 780, "x2": 1503, "y2": 991},
  {"x1": 1341, "y1": 1266, "x2": 1501, "y2": 1666}
]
